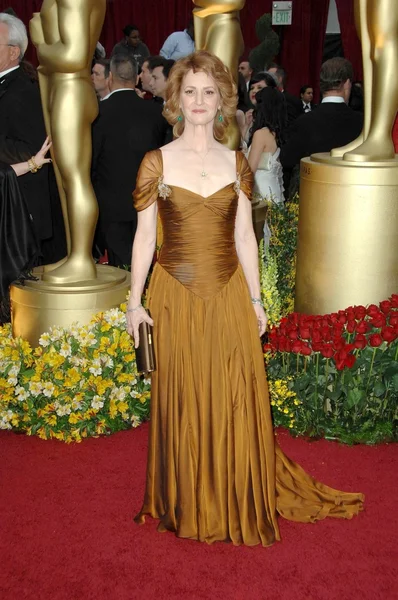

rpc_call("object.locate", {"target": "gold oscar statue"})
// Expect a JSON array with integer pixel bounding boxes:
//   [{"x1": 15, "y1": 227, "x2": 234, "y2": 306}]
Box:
[
  {"x1": 10, "y1": 0, "x2": 130, "y2": 346},
  {"x1": 193, "y1": 0, "x2": 245, "y2": 150},
  {"x1": 332, "y1": 0, "x2": 398, "y2": 161},
  {"x1": 295, "y1": 0, "x2": 398, "y2": 315}
]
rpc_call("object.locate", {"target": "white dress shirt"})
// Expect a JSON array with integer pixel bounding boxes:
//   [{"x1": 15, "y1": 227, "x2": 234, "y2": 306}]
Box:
[{"x1": 0, "y1": 65, "x2": 19, "y2": 81}]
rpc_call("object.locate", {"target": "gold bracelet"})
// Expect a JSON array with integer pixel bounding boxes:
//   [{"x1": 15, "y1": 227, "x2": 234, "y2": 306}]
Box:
[
  {"x1": 31, "y1": 156, "x2": 42, "y2": 171},
  {"x1": 27, "y1": 158, "x2": 38, "y2": 173}
]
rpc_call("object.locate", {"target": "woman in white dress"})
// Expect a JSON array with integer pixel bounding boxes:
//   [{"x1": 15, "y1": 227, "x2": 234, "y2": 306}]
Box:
[{"x1": 247, "y1": 87, "x2": 287, "y2": 245}]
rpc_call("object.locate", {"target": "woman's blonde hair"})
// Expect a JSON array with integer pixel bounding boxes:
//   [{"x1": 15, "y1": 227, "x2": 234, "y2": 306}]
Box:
[{"x1": 163, "y1": 50, "x2": 237, "y2": 141}]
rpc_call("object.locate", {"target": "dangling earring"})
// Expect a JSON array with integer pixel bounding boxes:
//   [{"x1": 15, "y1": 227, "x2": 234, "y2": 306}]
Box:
[
  {"x1": 177, "y1": 115, "x2": 183, "y2": 122},
  {"x1": 218, "y1": 113, "x2": 223, "y2": 123}
]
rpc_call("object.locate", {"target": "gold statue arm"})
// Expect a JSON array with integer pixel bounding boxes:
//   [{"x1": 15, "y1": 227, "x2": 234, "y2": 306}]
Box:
[
  {"x1": 34, "y1": 0, "x2": 91, "y2": 72},
  {"x1": 193, "y1": 0, "x2": 245, "y2": 18}
]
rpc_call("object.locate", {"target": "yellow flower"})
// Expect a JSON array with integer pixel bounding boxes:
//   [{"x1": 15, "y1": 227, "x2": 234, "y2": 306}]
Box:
[
  {"x1": 283, "y1": 408, "x2": 289, "y2": 414},
  {"x1": 46, "y1": 415, "x2": 57, "y2": 426},
  {"x1": 68, "y1": 413, "x2": 80, "y2": 424},
  {"x1": 101, "y1": 324, "x2": 111, "y2": 332},
  {"x1": 117, "y1": 400, "x2": 129, "y2": 414}
]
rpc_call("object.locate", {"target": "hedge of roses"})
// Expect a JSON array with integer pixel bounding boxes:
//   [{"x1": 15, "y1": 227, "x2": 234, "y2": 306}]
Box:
[{"x1": 265, "y1": 295, "x2": 398, "y2": 444}]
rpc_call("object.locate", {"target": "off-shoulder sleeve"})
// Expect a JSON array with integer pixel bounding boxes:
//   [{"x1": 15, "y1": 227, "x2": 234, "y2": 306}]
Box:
[
  {"x1": 237, "y1": 151, "x2": 254, "y2": 200},
  {"x1": 133, "y1": 149, "x2": 163, "y2": 211}
]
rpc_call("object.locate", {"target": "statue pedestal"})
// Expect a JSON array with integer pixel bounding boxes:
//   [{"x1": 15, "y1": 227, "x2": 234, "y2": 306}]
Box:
[
  {"x1": 295, "y1": 154, "x2": 398, "y2": 314},
  {"x1": 10, "y1": 265, "x2": 130, "y2": 347}
]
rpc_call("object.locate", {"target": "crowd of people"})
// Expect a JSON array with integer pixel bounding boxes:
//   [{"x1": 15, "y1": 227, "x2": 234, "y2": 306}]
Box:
[{"x1": 0, "y1": 10, "x2": 374, "y2": 317}]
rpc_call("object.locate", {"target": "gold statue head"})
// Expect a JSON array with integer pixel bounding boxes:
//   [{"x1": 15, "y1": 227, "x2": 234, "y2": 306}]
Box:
[{"x1": 163, "y1": 50, "x2": 237, "y2": 141}]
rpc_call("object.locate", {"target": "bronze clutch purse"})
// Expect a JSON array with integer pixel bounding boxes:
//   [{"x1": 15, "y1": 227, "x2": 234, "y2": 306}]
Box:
[{"x1": 135, "y1": 317, "x2": 156, "y2": 374}]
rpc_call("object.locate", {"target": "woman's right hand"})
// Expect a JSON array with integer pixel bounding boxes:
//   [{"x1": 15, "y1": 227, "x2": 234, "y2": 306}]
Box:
[
  {"x1": 245, "y1": 109, "x2": 254, "y2": 127},
  {"x1": 126, "y1": 305, "x2": 154, "y2": 348}
]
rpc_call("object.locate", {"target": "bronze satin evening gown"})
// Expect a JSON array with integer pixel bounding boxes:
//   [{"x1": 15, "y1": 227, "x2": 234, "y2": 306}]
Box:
[{"x1": 133, "y1": 149, "x2": 364, "y2": 547}]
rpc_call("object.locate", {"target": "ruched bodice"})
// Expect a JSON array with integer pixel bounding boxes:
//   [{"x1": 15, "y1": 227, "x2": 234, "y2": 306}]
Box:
[
  {"x1": 132, "y1": 148, "x2": 364, "y2": 547},
  {"x1": 158, "y1": 184, "x2": 239, "y2": 299}
]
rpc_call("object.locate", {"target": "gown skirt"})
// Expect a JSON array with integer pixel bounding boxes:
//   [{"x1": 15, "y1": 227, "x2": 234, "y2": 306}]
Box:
[{"x1": 133, "y1": 149, "x2": 364, "y2": 547}]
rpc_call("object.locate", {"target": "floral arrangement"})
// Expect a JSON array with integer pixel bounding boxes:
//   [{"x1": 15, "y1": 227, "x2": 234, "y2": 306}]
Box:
[
  {"x1": 262, "y1": 195, "x2": 299, "y2": 317},
  {"x1": 0, "y1": 305, "x2": 151, "y2": 443},
  {"x1": 265, "y1": 296, "x2": 398, "y2": 444}
]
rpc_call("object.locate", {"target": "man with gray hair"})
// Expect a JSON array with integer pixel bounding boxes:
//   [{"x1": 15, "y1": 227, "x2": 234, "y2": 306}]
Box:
[
  {"x1": 0, "y1": 12, "x2": 62, "y2": 257},
  {"x1": 91, "y1": 53, "x2": 167, "y2": 268}
]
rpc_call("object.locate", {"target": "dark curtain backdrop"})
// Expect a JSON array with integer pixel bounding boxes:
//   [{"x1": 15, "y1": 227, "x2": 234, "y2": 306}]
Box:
[
  {"x1": 1, "y1": 0, "x2": 361, "y2": 96},
  {"x1": 335, "y1": 0, "x2": 363, "y2": 83}
]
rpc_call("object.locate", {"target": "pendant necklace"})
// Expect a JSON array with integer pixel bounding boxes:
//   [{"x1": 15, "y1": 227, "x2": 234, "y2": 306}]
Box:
[{"x1": 184, "y1": 143, "x2": 215, "y2": 178}]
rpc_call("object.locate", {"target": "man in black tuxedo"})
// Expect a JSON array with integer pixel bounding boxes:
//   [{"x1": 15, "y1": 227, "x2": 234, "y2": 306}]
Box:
[
  {"x1": 280, "y1": 58, "x2": 363, "y2": 171},
  {"x1": 0, "y1": 12, "x2": 58, "y2": 253},
  {"x1": 92, "y1": 53, "x2": 167, "y2": 268},
  {"x1": 268, "y1": 64, "x2": 302, "y2": 126},
  {"x1": 300, "y1": 85, "x2": 316, "y2": 113}
]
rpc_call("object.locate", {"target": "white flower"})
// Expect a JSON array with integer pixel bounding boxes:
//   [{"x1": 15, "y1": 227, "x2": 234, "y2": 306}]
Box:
[
  {"x1": 78, "y1": 331, "x2": 97, "y2": 347},
  {"x1": 71, "y1": 398, "x2": 82, "y2": 410},
  {"x1": 110, "y1": 386, "x2": 126, "y2": 401},
  {"x1": 39, "y1": 332, "x2": 51, "y2": 347},
  {"x1": 100, "y1": 355, "x2": 113, "y2": 369},
  {"x1": 29, "y1": 381, "x2": 42, "y2": 397},
  {"x1": 103, "y1": 308, "x2": 126, "y2": 327},
  {"x1": 9, "y1": 364, "x2": 20, "y2": 377},
  {"x1": 131, "y1": 415, "x2": 141, "y2": 428},
  {"x1": 59, "y1": 342, "x2": 72, "y2": 358},
  {"x1": 7, "y1": 376, "x2": 18, "y2": 386},
  {"x1": 0, "y1": 417, "x2": 12, "y2": 430},
  {"x1": 130, "y1": 390, "x2": 141, "y2": 398},
  {"x1": 14, "y1": 386, "x2": 28, "y2": 401},
  {"x1": 89, "y1": 358, "x2": 102, "y2": 376},
  {"x1": 55, "y1": 404, "x2": 71, "y2": 417},
  {"x1": 91, "y1": 395, "x2": 104, "y2": 410},
  {"x1": 143, "y1": 378, "x2": 151, "y2": 385},
  {"x1": 42, "y1": 382, "x2": 55, "y2": 398}
]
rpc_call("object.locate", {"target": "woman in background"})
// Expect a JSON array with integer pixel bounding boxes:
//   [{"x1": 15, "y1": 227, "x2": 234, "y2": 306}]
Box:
[
  {"x1": 247, "y1": 86, "x2": 287, "y2": 244},
  {"x1": 0, "y1": 137, "x2": 52, "y2": 322}
]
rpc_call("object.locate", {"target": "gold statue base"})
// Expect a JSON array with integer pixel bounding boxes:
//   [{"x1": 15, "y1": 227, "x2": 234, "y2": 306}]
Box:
[
  {"x1": 10, "y1": 265, "x2": 131, "y2": 347},
  {"x1": 295, "y1": 154, "x2": 398, "y2": 314}
]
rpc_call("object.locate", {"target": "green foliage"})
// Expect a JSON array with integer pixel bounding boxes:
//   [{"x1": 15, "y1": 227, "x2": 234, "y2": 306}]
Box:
[{"x1": 248, "y1": 13, "x2": 280, "y2": 72}]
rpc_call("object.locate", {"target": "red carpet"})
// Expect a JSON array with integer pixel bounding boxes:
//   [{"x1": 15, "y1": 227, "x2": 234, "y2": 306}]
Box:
[{"x1": 0, "y1": 424, "x2": 396, "y2": 600}]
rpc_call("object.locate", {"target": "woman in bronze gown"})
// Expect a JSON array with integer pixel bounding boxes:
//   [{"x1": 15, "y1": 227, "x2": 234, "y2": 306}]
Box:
[{"x1": 126, "y1": 51, "x2": 364, "y2": 547}]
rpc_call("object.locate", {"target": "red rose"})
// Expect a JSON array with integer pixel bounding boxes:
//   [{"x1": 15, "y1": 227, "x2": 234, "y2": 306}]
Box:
[
  {"x1": 346, "y1": 320, "x2": 356, "y2": 334},
  {"x1": 381, "y1": 327, "x2": 397, "y2": 343},
  {"x1": 291, "y1": 340, "x2": 302, "y2": 354},
  {"x1": 329, "y1": 313, "x2": 339, "y2": 324},
  {"x1": 390, "y1": 294, "x2": 398, "y2": 308},
  {"x1": 312, "y1": 330, "x2": 323, "y2": 343},
  {"x1": 380, "y1": 300, "x2": 392, "y2": 315},
  {"x1": 263, "y1": 343, "x2": 272, "y2": 353},
  {"x1": 389, "y1": 313, "x2": 398, "y2": 326},
  {"x1": 369, "y1": 333, "x2": 383, "y2": 347},
  {"x1": 367, "y1": 304, "x2": 379, "y2": 316},
  {"x1": 353, "y1": 305, "x2": 367, "y2": 320},
  {"x1": 353, "y1": 334, "x2": 367, "y2": 349},
  {"x1": 320, "y1": 327, "x2": 332, "y2": 342},
  {"x1": 312, "y1": 341, "x2": 324, "y2": 352},
  {"x1": 320, "y1": 344, "x2": 334, "y2": 358},
  {"x1": 300, "y1": 343, "x2": 312, "y2": 356},
  {"x1": 288, "y1": 329, "x2": 299, "y2": 340},
  {"x1": 356, "y1": 321, "x2": 369, "y2": 334},
  {"x1": 299, "y1": 327, "x2": 311, "y2": 340},
  {"x1": 344, "y1": 354, "x2": 356, "y2": 369},
  {"x1": 337, "y1": 312, "x2": 347, "y2": 324},
  {"x1": 370, "y1": 313, "x2": 386, "y2": 328},
  {"x1": 333, "y1": 338, "x2": 346, "y2": 351}
]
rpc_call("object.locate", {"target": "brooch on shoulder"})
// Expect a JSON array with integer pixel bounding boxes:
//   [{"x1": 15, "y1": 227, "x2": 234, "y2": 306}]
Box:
[
  {"x1": 233, "y1": 174, "x2": 241, "y2": 195},
  {"x1": 158, "y1": 176, "x2": 172, "y2": 200}
]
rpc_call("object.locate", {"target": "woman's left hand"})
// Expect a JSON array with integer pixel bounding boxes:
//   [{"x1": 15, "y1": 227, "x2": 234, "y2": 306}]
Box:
[
  {"x1": 253, "y1": 304, "x2": 268, "y2": 336},
  {"x1": 34, "y1": 136, "x2": 52, "y2": 168}
]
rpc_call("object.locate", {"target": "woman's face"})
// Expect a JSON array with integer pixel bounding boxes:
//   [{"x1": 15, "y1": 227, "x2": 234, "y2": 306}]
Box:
[
  {"x1": 180, "y1": 69, "x2": 220, "y2": 127},
  {"x1": 127, "y1": 29, "x2": 141, "y2": 48},
  {"x1": 249, "y1": 80, "x2": 267, "y2": 106}
]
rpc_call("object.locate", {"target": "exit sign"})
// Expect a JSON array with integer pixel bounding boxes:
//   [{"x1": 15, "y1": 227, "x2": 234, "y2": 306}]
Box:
[{"x1": 272, "y1": 1, "x2": 293, "y2": 25}]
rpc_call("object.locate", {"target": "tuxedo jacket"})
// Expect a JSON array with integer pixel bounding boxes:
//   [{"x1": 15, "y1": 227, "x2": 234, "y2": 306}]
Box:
[
  {"x1": 301, "y1": 101, "x2": 317, "y2": 114},
  {"x1": 0, "y1": 68, "x2": 53, "y2": 240},
  {"x1": 283, "y1": 91, "x2": 303, "y2": 126},
  {"x1": 280, "y1": 102, "x2": 364, "y2": 169},
  {"x1": 92, "y1": 90, "x2": 168, "y2": 223}
]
